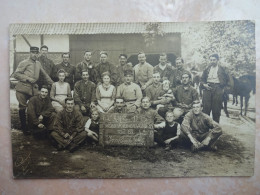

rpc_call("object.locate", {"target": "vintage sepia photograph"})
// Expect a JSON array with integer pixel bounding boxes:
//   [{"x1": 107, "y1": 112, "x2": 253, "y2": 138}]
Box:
[{"x1": 9, "y1": 21, "x2": 256, "y2": 178}]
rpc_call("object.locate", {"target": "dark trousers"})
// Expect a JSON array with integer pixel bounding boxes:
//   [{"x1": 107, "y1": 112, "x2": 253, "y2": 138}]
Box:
[
  {"x1": 180, "y1": 127, "x2": 222, "y2": 148},
  {"x1": 75, "y1": 104, "x2": 91, "y2": 117},
  {"x1": 50, "y1": 131, "x2": 87, "y2": 149},
  {"x1": 28, "y1": 112, "x2": 57, "y2": 139},
  {"x1": 16, "y1": 91, "x2": 33, "y2": 110},
  {"x1": 202, "y1": 84, "x2": 224, "y2": 123}
]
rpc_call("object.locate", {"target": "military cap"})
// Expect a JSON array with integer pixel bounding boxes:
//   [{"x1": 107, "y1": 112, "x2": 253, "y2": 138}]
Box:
[
  {"x1": 181, "y1": 71, "x2": 192, "y2": 79},
  {"x1": 124, "y1": 69, "x2": 133, "y2": 76},
  {"x1": 30, "y1": 46, "x2": 39, "y2": 53}
]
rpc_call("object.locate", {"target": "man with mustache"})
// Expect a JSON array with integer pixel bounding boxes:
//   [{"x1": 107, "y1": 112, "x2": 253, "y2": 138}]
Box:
[
  {"x1": 14, "y1": 46, "x2": 53, "y2": 135},
  {"x1": 27, "y1": 86, "x2": 56, "y2": 139},
  {"x1": 37, "y1": 45, "x2": 56, "y2": 89}
]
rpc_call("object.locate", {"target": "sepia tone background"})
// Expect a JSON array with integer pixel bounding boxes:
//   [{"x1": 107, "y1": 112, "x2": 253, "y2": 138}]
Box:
[{"x1": 1, "y1": 0, "x2": 260, "y2": 194}]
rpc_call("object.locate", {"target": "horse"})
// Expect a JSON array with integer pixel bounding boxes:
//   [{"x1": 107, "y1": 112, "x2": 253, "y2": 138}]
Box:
[{"x1": 223, "y1": 74, "x2": 255, "y2": 116}]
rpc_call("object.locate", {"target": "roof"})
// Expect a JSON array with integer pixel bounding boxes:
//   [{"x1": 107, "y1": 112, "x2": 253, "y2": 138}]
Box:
[{"x1": 10, "y1": 23, "x2": 187, "y2": 35}]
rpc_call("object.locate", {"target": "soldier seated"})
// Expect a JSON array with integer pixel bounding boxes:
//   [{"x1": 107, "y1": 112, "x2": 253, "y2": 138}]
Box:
[
  {"x1": 50, "y1": 97, "x2": 87, "y2": 152},
  {"x1": 108, "y1": 96, "x2": 128, "y2": 113},
  {"x1": 27, "y1": 86, "x2": 56, "y2": 139},
  {"x1": 180, "y1": 100, "x2": 222, "y2": 152}
]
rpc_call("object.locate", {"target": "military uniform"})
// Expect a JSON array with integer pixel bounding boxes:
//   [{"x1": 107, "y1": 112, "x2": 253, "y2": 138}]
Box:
[
  {"x1": 116, "y1": 82, "x2": 142, "y2": 113},
  {"x1": 73, "y1": 80, "x2": 96, "y2": 116},
  {"x1": 153, "y1": 64, "x2": 173, "y2": 82},
  {"x1": 27, "y1": 95, "x2": 56, "y2": 138},
  {"x1": 50, "y1": 108, "x2": 87, "y2": 152},
  {"x1": 95, "y1": 62, "x2": 117, "y2": 86},
  {"x1": 181, "y1": 110, "x2": 222, "y2": 148},
  {"x1": 37, "y1": 55, "x2": 55, "y2": 88},
  {"x1": 14, "y1": 53, "x2": 53, "y2": 134},
  {"x1": 75, "y1": 61, "x2": 98, "y2": 84},
  {"x1": 133, "y1": 62, "x2": 154, "y2": 88}
]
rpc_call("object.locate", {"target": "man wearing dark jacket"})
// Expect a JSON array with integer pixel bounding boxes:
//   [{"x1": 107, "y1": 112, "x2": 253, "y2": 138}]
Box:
[
  {"x1": 50, "y1": 97, "x2": 87, "y2": 152},
  {"x1": 201, "y1": 54, "x2": 230, "y2": 123},
  {"x1": 75, "y1": 51, "x2": 98, "y2": 84},
  {"x1": 27, "y1": 86, "x2": 56, "y2": 139},
  {"x1": 37, "y1": 45, "x2": 56, "y2": 88},
  {"x1": 14, "y1": 46, "x2": 53, "y2": 135}
]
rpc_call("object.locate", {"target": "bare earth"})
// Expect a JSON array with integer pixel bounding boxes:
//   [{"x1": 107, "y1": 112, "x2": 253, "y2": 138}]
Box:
[{"x1": 10, "y1": 90, "x2": 255, "y2": 178}]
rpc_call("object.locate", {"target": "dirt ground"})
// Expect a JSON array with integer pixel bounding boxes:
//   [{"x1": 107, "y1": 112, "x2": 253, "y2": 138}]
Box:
[{"x1": 10, "y1": 90, "x2": 255, "y2": 178}]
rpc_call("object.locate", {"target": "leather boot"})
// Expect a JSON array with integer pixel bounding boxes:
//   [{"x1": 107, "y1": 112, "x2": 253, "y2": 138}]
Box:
[{"x1": 18, "y1": 109, "x2": 30, "y2": 135}]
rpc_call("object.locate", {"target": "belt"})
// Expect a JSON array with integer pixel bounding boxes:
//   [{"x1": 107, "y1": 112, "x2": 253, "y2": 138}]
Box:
[
  {"x1": 207, "y1": 82, "x2": 220, "y2": 85},
  {"x1": 125, "y1": 99, "x2": 137, "y2": 102}
]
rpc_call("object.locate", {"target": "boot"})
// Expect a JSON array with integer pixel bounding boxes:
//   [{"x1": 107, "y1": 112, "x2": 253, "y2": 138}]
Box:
[{"x1": 18, "y1": 109, "x2": 30, "y2": 135}]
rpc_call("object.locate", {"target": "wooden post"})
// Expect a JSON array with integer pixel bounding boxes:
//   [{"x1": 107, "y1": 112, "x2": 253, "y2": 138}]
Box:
[
  {"x1": 13, "y1": 35, "x2": 17, "y2": 73},
  {"x1": 21, "y1": 35, "x2": 31, "y2": 47},
  {"x1": 40, "y1": 35, "x2": 44, "y2": 46}
]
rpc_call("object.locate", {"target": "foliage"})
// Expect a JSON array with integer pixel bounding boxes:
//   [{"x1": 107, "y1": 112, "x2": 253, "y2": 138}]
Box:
[
  {"x1": 182, "y1": 21, "x2": 255, "y2": 76},
  {"x1": 142, "y1": 23, "x2": 165, "y2": 47}
]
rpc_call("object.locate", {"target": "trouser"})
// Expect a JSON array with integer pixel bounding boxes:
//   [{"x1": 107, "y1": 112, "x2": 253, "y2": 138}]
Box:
[
  {"x1": 202, "y1": 84, "x2": 224, "y2": 123},
  {"x1": 50, "y1": 131, "x2": 88, "y2": 149},
  {"x1": 180, "y1": 127, "x2": 222, "y2": 148},
  {"x1": 75, "y1": 104, "x2": 91, "y2": 116},
  {"x1": 28, "y1": 112, "x2": 57, "y2": 139},
  {"x1": 154, "y1": 132, "x2": 179, "y2": 148},
  {"x1": 16, "y1": 91, "x2": 33, "y2": 133},
  {"x1": 16, "y1": 91, "x2": 33, "y2": 110}
]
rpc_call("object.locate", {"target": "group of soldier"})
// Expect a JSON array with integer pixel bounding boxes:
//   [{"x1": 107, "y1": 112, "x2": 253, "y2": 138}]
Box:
[{"x1": 13, "y1": 45, "x2": 230, "y2": 153}]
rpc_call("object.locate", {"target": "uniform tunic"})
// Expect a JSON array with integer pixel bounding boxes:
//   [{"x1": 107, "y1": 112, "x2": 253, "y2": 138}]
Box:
[
  {"x1": 153, "y1": 64, "x2": 174, "y2": 82},
  {"x1": 181, "y1": 111, "x2": 222, "y2": 146},
  {"x1": 14, "y1": 58, "x2": 53, "y2": 109},
  {"x1": 37, "y1": 55, "x2": 55, "y2": 88},
  {"x1": 51, "y1": 108, "x2": 87, "y2": 148},
  {"x1": 170, "y1": 67, "x2": 191, "y2": 88},
  {"x1": 73, "y1": 80, "x2": 96, "y2": 108},
  {"x1": 116, "y1": 82, "x2": 142, "y2": 112},
  {"x1": 27, "y1": 95, "x2": 56, "y2": 135},
  {"x1": 145, "y1": 83, "x2": 165, "y2": 102},
  {"x1": 75, "y1": 61, "x2": 98, "y2": 84},
  {"x1": 173, "y1": 85, "x2": 199, "y2": 108},
  {"x1": 116, "y1": 64, "x2": 133, "y2": 86},
  {"x1": 133, "y1": 62, "x2": 154, "y2": 87},
  {"x1": 95, "y1": 62, "x2": 117, "y2": 85},
  {"x1": 136, "y1": 108, "x2": 165, "y2": 125}
]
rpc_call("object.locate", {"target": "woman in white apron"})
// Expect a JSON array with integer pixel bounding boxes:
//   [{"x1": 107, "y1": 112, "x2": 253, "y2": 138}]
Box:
[
  {"x1": 96, "y1": 72, "x2": 116, "y2": 113},
  {"x1": 50, "y1": 69, "x2": 72, "y2": 112}
]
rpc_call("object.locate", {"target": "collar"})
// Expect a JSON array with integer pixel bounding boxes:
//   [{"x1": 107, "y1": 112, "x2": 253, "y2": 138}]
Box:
[
  {"x1": 124, "y1": 82, "x2": 132, "y2": 86},
  {"x1": 63, "y1": 62, "x2": 70, "y2": 67},
  {"x1": 83, "y1": 61, "x2": 93, "y2": 68},
  {"x1": 182, "y1": 85, "x2": 190, "y2": 90},
  {"x1": 168, "y1": 122, "x2": 177, "y2": 127},
  {"x1": 153, "y1": 82, "x2": 161, "y2": 88},
  {"x1": 38, "y1": 95, "x2": 46, "y2": 101},
  {"x1": 158, "y1": 63, "x2": 167, "y2": 69},
  {"x1": 29, "y1": 58, "x2": 37, "y2": 63}
]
